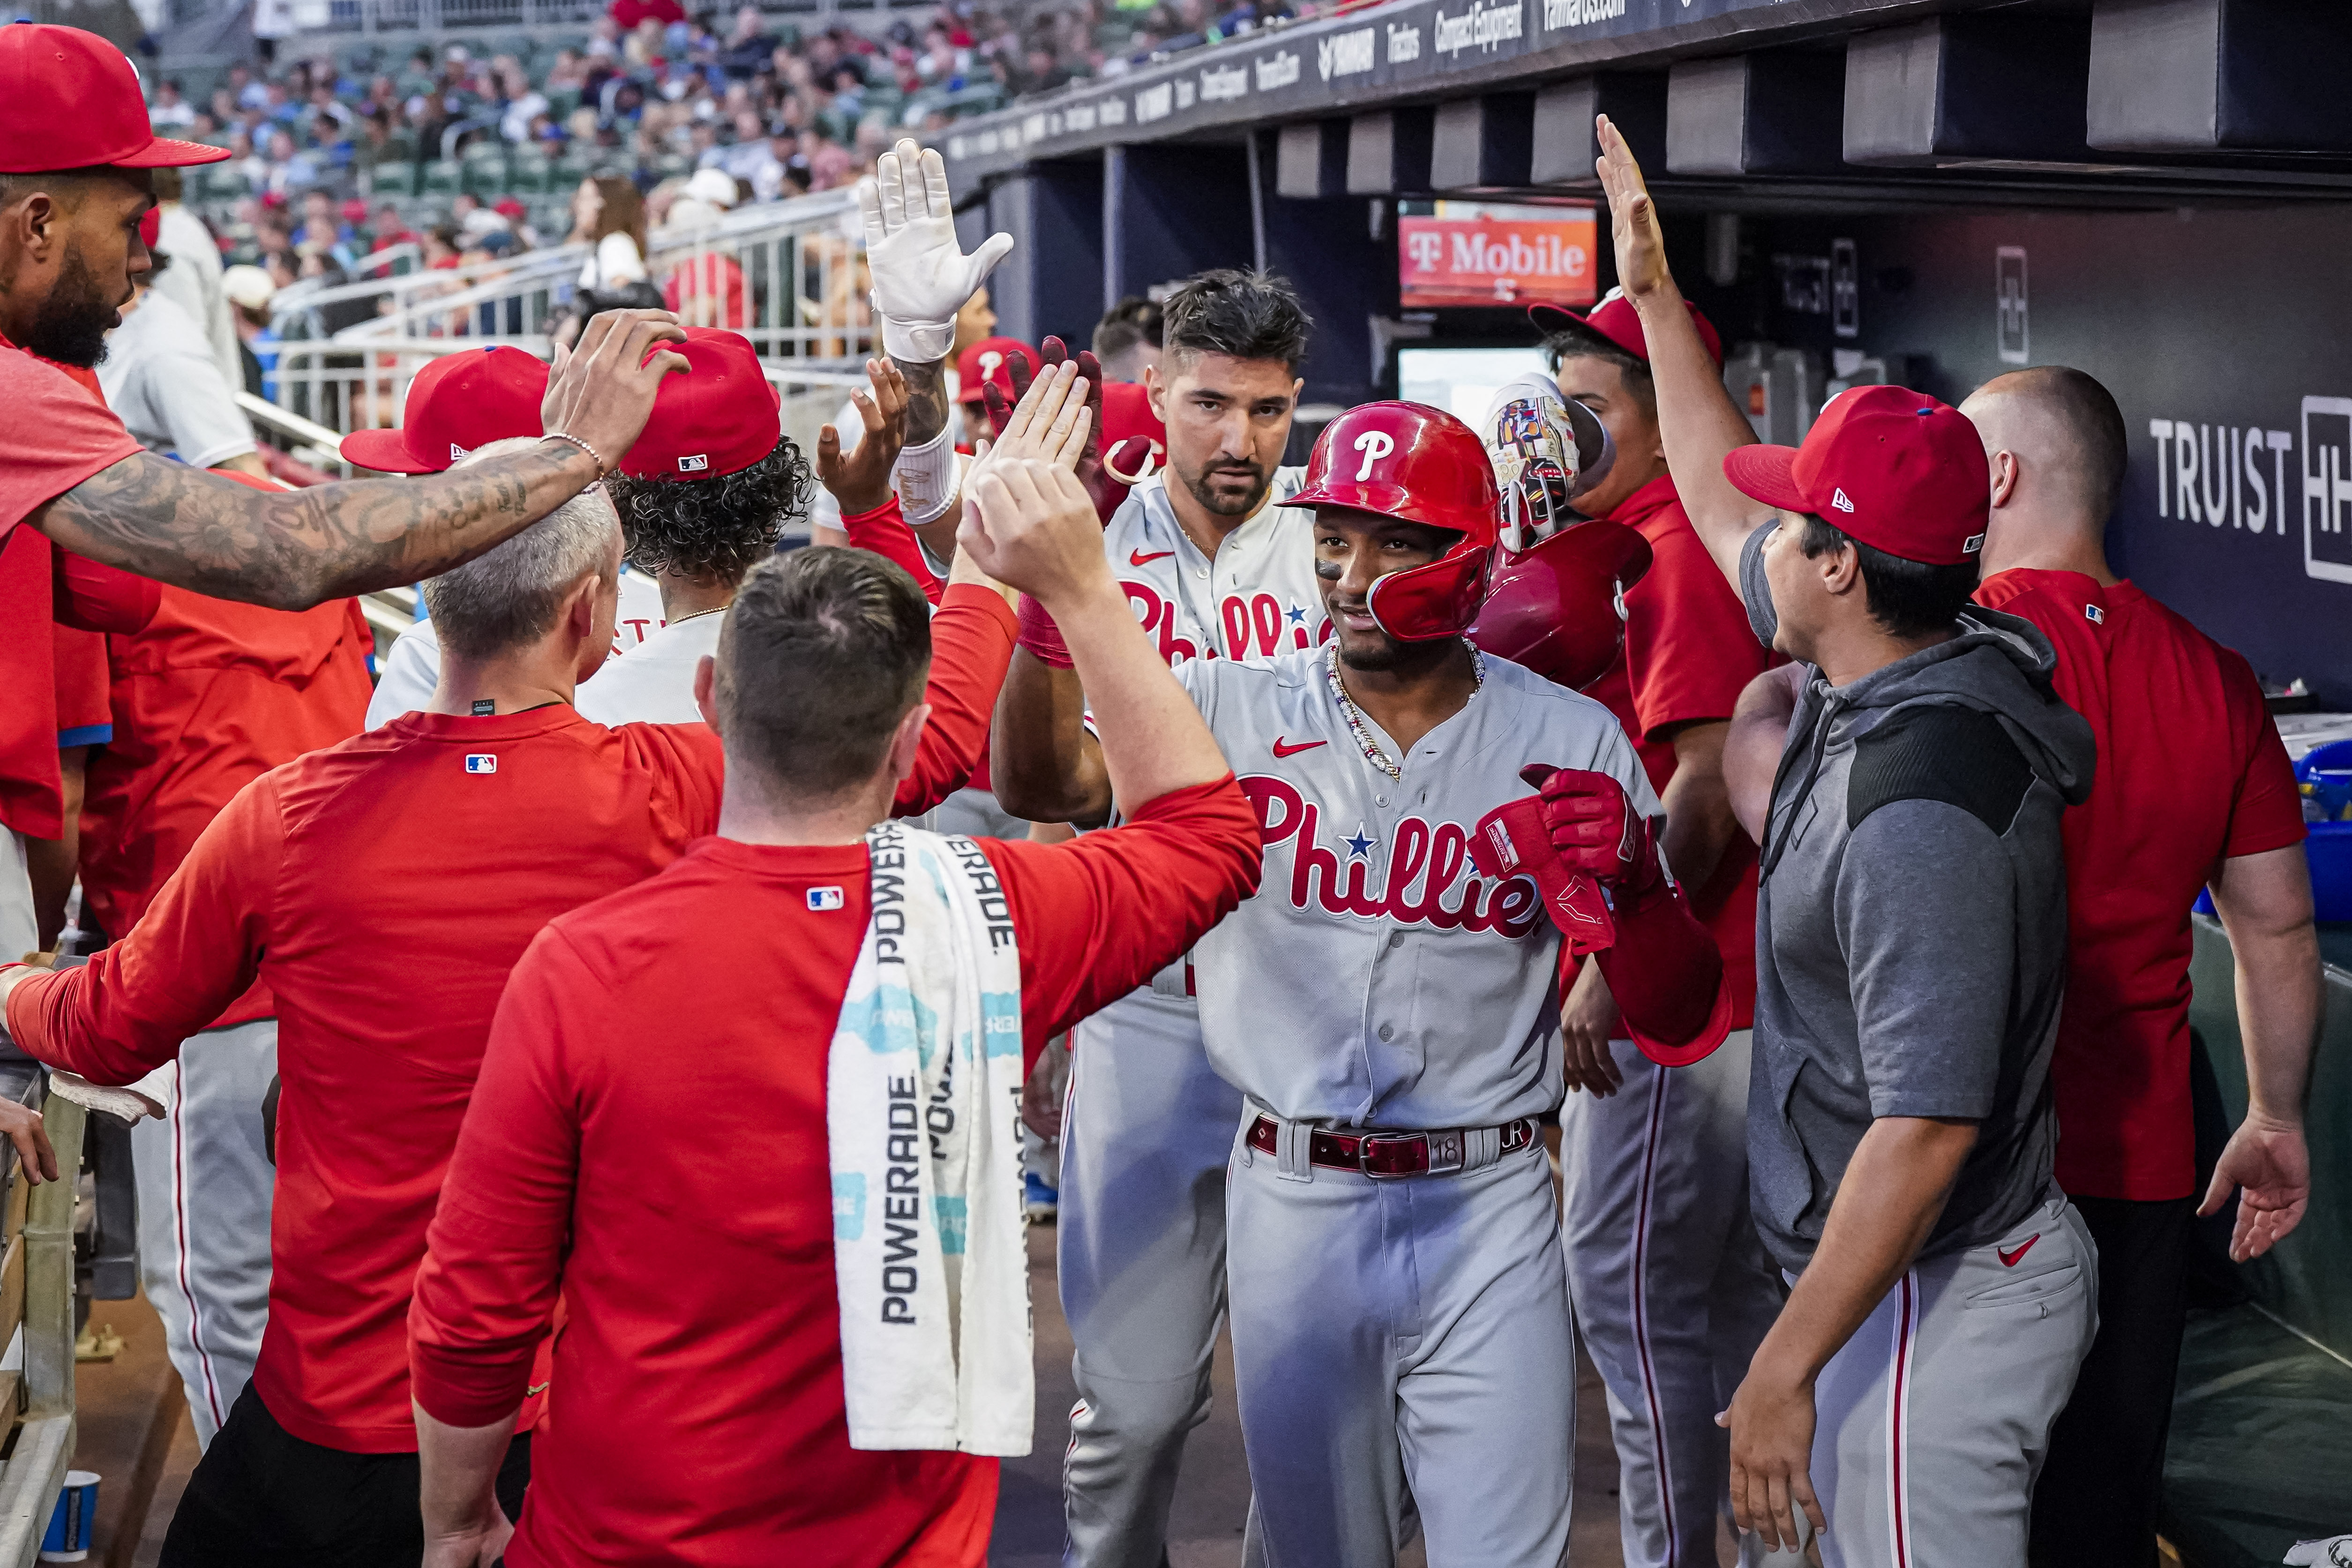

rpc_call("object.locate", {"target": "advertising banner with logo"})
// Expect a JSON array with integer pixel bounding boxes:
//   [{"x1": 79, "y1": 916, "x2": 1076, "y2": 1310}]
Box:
[{"x1": 1397, "y1": 202, "x2": 1598, "y2": 308}]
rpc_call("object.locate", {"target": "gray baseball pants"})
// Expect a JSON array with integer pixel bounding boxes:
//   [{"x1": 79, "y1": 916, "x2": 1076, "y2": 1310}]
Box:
[
  {"x1": 1562, "y1": 1032, "x2": 1798, "y2": 1568},
  {"x1": 1226, "y1": 1115, "x2": 1576, "y2": 1568},
  {"x1": 1806, "y1": 1193, "x2": 2097, "y2": 1565},
  {"x1": 131, "y1": 1018, "x2": 278, "y2": 1447},
  {"x1": 1059, "y1": 984, "x2": 1244, "y2": 1568},
  {"x1": 1, "y1": 831, "x2": 34, "y2": 962}
]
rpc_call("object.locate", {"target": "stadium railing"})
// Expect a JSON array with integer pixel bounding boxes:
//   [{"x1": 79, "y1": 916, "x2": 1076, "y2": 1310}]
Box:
[{"x1": 260, "y1": 183, "x2": 876, "y2": 496}]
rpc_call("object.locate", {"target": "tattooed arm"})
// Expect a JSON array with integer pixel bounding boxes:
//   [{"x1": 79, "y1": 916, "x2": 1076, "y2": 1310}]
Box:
[
  {"x1": 25, "y1": 310, "x2": 688, "y2": 610},
  {"x1": 892, "y1": 352, "x2": 964, "y2": 565}
]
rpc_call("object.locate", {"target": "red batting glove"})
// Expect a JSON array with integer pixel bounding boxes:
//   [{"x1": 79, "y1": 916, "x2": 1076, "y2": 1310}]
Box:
[
  {"x1": 982, "y1": 337, "x2": 1130, "y2": 523},
  {"x1": 1469, "y1": 795, "x2": 1617, "y2": 957},
  {"x1": 1523, "y1": 764, "x2": 1665, "y2": 896}
]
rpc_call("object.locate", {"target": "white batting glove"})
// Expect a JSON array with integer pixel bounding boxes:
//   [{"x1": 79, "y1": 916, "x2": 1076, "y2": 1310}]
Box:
[{"x1": 857, "y1": 138, "x2": 1015, "y2": 366}]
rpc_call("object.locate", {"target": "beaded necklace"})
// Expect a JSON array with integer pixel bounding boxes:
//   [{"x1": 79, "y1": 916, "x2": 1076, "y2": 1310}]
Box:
[{"x1": 1321, "y1": 640, "x2": 1486, "y2": 782}]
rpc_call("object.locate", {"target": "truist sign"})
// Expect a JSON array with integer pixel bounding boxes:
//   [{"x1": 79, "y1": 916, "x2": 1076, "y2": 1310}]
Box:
[{"x1": 2147, "y1": 399, "x2": 2352, "y2": 585}]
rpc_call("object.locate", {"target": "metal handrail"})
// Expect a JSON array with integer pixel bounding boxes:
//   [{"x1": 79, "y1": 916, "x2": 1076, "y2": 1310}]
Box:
[
  {"x1": 253, "y1": 188, "x2": 876, "y2": 506},
  {"x1": 0, "y1": 1085, "x2": 85, "y2": 1568}
]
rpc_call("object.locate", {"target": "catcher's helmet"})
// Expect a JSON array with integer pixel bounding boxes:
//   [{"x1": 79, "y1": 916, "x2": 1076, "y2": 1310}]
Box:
[
  {"x1": 1291, "y1": 400, "x2": 1500, "y2": 642},
  {"x1": 1468, "y1": 518, "x2": 1653, "y2": 691}
]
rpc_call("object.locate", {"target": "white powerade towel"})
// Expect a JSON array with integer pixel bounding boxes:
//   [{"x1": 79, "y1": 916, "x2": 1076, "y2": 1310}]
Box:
[{"x1": 828, "y1": 820, "x2": 1031, "y2": 1454}]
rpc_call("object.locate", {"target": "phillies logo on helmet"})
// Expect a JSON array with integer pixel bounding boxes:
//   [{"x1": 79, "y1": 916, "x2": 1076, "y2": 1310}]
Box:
[
  {"x1": 1352, "y1": 430, "x2": 1395, "y2": 480},
  {"x1": 1239, "y1": 775, "x2": 1541, "y2": 938},
  {"x1": 979, "y1": 350, "x2": 1004, "y2": 380}
]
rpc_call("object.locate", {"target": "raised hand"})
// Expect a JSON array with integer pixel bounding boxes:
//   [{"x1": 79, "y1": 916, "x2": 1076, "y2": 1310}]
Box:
[
  {"x1": 972, "y1": 359, "x2": 1093, "y2": 480},
  {"x1": 984, "y1": 337, "x2": 1138, "y2": 522},
  {"x1": 541, "y1": 308, "x2": 689, "y2": 472},
  {"x1": 857, "y1": 138, "x2": 1015, "y2": 365},
  {"x1": 817, "y1": 358, "x2": 911, "y2": 516},
  {"x1": 1594, "y1": 114, "x2": 1670, "y2": 303},
  {"x1": 957, "y1": 459, "x2": 1112, "y2": 612}
]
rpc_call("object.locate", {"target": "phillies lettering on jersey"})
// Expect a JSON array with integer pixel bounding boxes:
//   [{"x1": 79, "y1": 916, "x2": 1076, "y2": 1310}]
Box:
[
  {"x1": 1104, "y1": 468, "x2": 1332, "y2": 666},
  {"x1": 1176, "y1": 648, "x2": 1661, "y2": 1129},
  {"x1": 1241, "y1": 776, "x2": 1541, "y2": 937}
]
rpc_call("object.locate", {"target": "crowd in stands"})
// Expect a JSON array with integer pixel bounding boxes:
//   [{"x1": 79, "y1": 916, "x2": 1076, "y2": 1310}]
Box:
[{"x1": 146, "y1": 0, "x2": 1316, "y2": 282}]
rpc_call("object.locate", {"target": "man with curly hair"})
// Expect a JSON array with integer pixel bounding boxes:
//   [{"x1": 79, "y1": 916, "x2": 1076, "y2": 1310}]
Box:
[{"x1": 577, "y1": 329, "x2": 819, "y2": 725}]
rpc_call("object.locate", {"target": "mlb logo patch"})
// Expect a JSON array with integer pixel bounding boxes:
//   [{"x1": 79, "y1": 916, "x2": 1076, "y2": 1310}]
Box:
[
  {"x1": 1962, "y1": 532, "x2": 1985, "y2": 553},
  {"x1": 2085, "y1": 603, "x2": 2105, "y2": 624},
  {"x1": 677, "y1": 453, "x2": 709, "y2": 473},
  {"x1": 464, "y1": 754, "x2": 498, "y2": 774},
  {"x1": 807, "y1": 885, "x2": 845, "y2": 911}
]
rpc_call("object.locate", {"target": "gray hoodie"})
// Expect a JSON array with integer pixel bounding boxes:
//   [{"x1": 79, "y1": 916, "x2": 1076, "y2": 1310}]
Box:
[{"x1": 1738, "y1": 527, "x2": 2096, "y2": 1274}]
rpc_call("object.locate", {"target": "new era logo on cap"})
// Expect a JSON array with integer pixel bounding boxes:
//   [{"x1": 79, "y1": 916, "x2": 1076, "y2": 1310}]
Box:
[
  {"x1": 678, "y1": 454, "x2": 709, "y2": 473},
  {"x1": 1831, "y1": 488, "x2": 1856, "y2": 513}
]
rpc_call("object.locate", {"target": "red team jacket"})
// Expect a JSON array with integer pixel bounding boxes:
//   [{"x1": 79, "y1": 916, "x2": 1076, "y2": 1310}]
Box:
[
  {"x1": 6, "y1": 586, "x2": 1017, "y2": 1455},
  {"x1": 408, "y1": 775, "x2": 1263, "y2": 1568}
]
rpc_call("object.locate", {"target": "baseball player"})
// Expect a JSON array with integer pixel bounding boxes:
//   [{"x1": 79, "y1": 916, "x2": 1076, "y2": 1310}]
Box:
[
  {"x1": 1515, "y1": 294, "x2": 1793, "y2": 1566},
  {"x1": 576, "y1": 327, "x2": 805, "y2": 725},
  {"x1": 986, "y1": 269, "x2": 1330, "y2": 1568},
  {"x1": 352, "y1": 348, "x2": 671, "y2": 728},
  {"x1": 999, "y1": 400, "x2": 1730, "y2": 1567},
  {"x1": 1594, "y1": 116, "x2": 2100, "y2": 1559}
]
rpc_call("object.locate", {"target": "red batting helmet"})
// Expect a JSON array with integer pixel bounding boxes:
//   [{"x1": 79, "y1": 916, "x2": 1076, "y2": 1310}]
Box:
[
  {"x1": 1292, "y1": 401, "x2": 1501, "y2": 642},
  {"x1": 1467, "y1": 518, "x2": 1653, "y2": 691},
  {"x1": 1100, "y1": 381, "x2": 1166, "y2": 485}
]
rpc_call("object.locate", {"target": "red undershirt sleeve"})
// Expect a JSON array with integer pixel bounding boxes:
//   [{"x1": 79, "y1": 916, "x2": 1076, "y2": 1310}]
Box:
[
  {"x1": 6, "y1": 772, "x2": 285, "y2": 1084},
  {"x1": 409, "y1": 925, "x2": 590, "y2": 1427},
  {"x1": 839, "y1": 494, "x2": 947, "y2": 606},
  {"x1": 987, "y1": 773, "x2": 1262, "y2": 1068},
  {"x1": 893, "y1": 584, "x2": 1018, "y2": 818}
]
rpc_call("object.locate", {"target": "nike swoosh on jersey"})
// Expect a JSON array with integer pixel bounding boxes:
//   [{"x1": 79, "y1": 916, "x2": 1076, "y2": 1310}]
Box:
[
  {"x1": 1129, "y1": 548, "x2": 1176, "y2": 566},
  {"x1": 1996, "y1": 1234, "x2": 2040, "y2": 1268},
  {"x1": 1271, "y1": 737, "x2": 1327, "y2": 757}
]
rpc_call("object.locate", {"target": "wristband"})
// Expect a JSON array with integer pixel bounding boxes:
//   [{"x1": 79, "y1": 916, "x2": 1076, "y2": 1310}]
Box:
[
  {"x1": 892, "y1": 426, "x2": 961, "y2": 525},
  {"x1": 541, "y1": 431, "x2": 607, "y2": 479},
  {"x1": 1017, "y1": 594, "x2": 1075, "y2": 669},
  {"x1": 872, "y1": 305, "x2": 957, "y2": 367}
]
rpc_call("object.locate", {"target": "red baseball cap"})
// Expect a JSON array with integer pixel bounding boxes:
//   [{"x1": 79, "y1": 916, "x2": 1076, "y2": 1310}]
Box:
[
  {"x1": 1531, "y1": 290, "x2": 1722, "y2": 370},
  {"x1": 137, "y1": 206, "x2": 160, "y2": 249},
  {"x1": 0, "y1": 26, "x2": 232, "y2": 173},
  {"x1": 617, "y1": 327, "x2": 781, "y2": 480},
  {"x1": 340, "y1": 346, "x2": 550, "y2": 473},
  {"x1": 1722, "y1": 385, "x2": 1990, "y2": 566},
  {"x1": 955, "y1": 336, "x2": 1035, "y2": 408}
]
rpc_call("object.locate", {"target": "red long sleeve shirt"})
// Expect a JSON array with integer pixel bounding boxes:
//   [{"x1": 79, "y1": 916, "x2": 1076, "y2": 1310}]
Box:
[
  {"x1": 4, "y1": 587, "x2": 1015, "y2": 1453},
  {"x1": 78, "y1": 587, "x2": 376, "y2": 1028},
  {"x1": 407, "y1": 776, "x2": 1262, "y2": 1568}
]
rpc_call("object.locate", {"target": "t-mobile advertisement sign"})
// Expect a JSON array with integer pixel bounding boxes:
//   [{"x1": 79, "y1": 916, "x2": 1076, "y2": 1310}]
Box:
[{"x1": 1397, "y1": 202, "x2": 1597, "y2": 308}]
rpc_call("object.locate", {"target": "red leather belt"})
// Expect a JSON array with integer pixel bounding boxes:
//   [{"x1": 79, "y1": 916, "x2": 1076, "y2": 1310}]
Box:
[{"x1": 1245, "y1": 1114, "x2": 1538, "y2": 1179}]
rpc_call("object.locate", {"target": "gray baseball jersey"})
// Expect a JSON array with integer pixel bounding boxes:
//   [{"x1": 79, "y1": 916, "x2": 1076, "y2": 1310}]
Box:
[
  {"x1": 1059, "y1": 465, "x2": 1330, "y2": 1568},
  {"x1": 1177, "y1": 646, "x2": 1660, "y2": 1129},
  {"x1": 1101, "y1": 467, "x2": 1329, "y2": 666}
]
